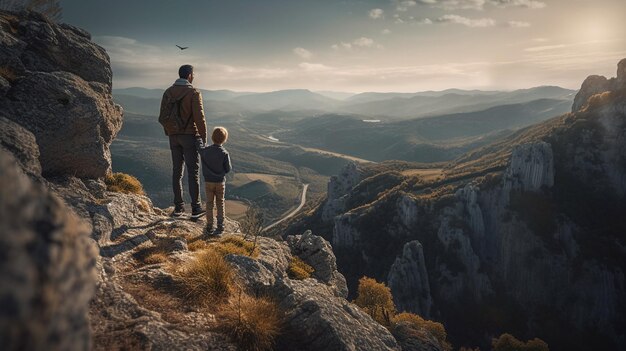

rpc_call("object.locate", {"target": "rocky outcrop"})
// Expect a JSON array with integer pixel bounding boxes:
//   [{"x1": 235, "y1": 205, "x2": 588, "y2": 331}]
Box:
[
  {"x1": 0, "y1": 115, "x2": 41, "y2": 176},
  {"x1": 388, "y1": 241, "x2": 433, "y2": 317},
  {"x1": 224, "y1": 230, "x2": 401, "y2": 351},
  {"x1": 286, "y1": 230, "x2": 349, "y2": 298},
  {"x1": 572, "y1": 58, "x2": 626, "y2": 112},
  {"x1": 274, "y1": 279, "x2": 400, "y2": 351},
  {"x1": 322, "y1": 162, "x2": 362, "y2": 221},
  {"x1": 0, "y1": 10, "x2": 123, "y2": 179},
  {"x1": 0, "y1": 150, "x2": 97, "y2": 351},
  {"x1": 572, "y1": 75, "x2": 612, "y2": 112}
]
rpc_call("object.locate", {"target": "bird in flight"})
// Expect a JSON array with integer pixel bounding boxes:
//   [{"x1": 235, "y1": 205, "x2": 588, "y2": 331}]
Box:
[{"x1": 176, "y1": 45, "x2": 189, "y2": 50}]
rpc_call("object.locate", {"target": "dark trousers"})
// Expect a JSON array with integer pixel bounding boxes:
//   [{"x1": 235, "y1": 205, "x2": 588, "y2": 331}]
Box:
[{"x1": 169, "y1": 134, "x2": 201, "y2": 209}]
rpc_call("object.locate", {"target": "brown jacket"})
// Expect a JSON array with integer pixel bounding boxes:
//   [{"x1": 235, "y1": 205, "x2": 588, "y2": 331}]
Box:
[{"x1": 160, "y1": 82, "x2": 207, "y2": 142}]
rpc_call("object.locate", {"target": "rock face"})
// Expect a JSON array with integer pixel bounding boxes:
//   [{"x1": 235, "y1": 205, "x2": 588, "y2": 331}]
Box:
[
  {"x1": 322, "y1": 162, "x2": 362, "y2": 221},
  {"x1": 0, "y1": 150, "x2": 97, "y2": 351},
  {"x1": 0, "y1": 10, "x2": 123, "y2": 178},
  {"x1": 0, "y1": 115, "x2": 41, "y2": 176},
  {"x1": 388, "y1": 241, "x2": 433, "y2": 317},
  {"x1": 504, "y1": 141, "x2": 554, "y2": 192}
]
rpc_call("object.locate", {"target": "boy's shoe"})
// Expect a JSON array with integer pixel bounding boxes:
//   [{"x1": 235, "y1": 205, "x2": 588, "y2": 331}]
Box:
[
  {"x1": 171, "y1": 206, "x2": 185, "y2": 217},
  {"x1": 204, "y1": 225, "x2": 214, "y2": 236},
  {"x1": 215, "y1": 224, "x2": 224, "y2": 234},
  {"x1": 191, "y1": 208, "x2": 206, "y2": 220}
]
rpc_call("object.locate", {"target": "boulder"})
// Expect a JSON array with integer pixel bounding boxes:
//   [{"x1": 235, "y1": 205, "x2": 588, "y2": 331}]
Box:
[
  {"x1": 391, "y1": 322, "x2": 446, "y2": 351},
  {"x1": 0, "y1": 149, "x2": 97, "y2": 350},
  {"x1": 0, "y1": 115, "x2": 41, "y2": 176},
  {"x1": 0, "y1": 10, "x2": 123, "y2": 179},
  {"x1": 274, "y1": 278, "x2": 401, "y2": 351},
  {"x1": 287, "y1": 230, "x2": 349, "y2": 298}
]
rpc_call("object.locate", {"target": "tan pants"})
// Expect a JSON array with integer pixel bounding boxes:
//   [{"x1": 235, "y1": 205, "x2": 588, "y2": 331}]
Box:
[{"x1": 205, "y1": 181, "x2": 225, "y2": 226}]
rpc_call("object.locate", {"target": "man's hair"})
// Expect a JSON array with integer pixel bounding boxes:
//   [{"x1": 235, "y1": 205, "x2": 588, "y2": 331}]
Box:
[
  {"x1": 212, "y1": 127, "x2": 229, "y2": 145},
  {"x1": 178, "y1": 64, "x2": 194, "y2": 79}
]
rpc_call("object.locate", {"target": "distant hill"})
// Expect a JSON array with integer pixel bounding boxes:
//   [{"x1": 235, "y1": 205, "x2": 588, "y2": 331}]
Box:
[
  {"x1": 340, "y1": 86, "x2": 576, "y2": 119},
  {"x1": 113, "y1": 94, "x2": 248, "y2": 117},
  {"x1": 114, "y1": 86, "x2": 575, "y2": 121},
  {"x1": 231, "y1": 89, "x2": 340, "y2": 111}
]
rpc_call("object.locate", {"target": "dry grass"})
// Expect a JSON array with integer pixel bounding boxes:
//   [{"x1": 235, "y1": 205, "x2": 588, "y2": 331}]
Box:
[
  {"x1": 354, "y1": 276, "x2": 396, "y2": 327},
  {"x1": 287, "y1": 256, "x2": 314, "y2": 280},
  {"x1": 105, "y1": 172, "x2": 145, "y2": 195},
  {"x1": 144, "y1": 252, "x2": 168, "y2": 264},
  {"x1": 392, "y1": 312, "x2": 451, "y2": 350},
  {"x1": 188, "y1": 240, "x2": 211, "y2": 252},
  {"x1": 217, "y1": 292, "x2": 283, "y2": 351},
  {"x1": 169, "y1": 249, "x2": 234, "y2": 306},
  {"x1": 214, "y1": 235, "x2": 259, "y2": 257}
]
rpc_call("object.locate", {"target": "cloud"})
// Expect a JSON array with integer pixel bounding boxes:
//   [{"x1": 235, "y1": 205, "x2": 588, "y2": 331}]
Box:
[
  {"x1": 436, "y1": 14, "x2": 496, "y2": 27},
  {"x1": 293, "y1": 47, "x2": 312, "y2": 59},
  {"x1": 333, "y1": 37, "x2": 381, "y2": 50},
  {"x1": 299, "y1": 62, "x2": 332, "y2": 71},
  {"x1": 369, "y1": 8, "x2": 384, "y2": 19},
  {"x1": 415, "y1": 0, "x2": 486, "y2": 10},
  {"x1": 489, "y1": 0, "x2": 546, "y2": 9},
  {"x1": 353, "y1": 37, "x2": 375, "y2": 47},
  {"x1": 382, "y1": 28, "x2": 392, "y2": 34},
  {"x1": 508, "y1": 20, "x2": 531, "y2": 27},
  {"x1": 396, "y1": 0, "x2": 417, "y2": 11},
  {"x1": 413, "y1": 0, "x2": 546, "y2": 10},
  {"x1": 524, "y1": 44, "x2": 568, "y2": 52}
]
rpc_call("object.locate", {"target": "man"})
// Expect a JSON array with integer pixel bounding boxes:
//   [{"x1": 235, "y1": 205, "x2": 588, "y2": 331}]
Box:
[{"x1": 160, "y1": 64, "x2": 207, "y2": 219}]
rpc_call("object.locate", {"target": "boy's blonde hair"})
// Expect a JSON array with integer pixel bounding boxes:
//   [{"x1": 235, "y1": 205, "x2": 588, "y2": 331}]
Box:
[{"x1": 211, "y1": 126, "x2": 228, "y2": 145}]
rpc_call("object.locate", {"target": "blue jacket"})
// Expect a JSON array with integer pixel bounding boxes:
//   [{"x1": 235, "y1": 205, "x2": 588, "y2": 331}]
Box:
[{"x1": 199, "y1": 143, "x2": 232, "y2": 182}]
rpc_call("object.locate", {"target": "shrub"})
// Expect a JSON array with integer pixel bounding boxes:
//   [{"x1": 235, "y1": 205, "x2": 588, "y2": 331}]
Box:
[
  {"x1": 214, "y1": 235, "x2": 259, "y2": 257},
  {"x1": 492, "y1": 333, "x2": 549, "y2": 351},
  {"x1": 392, "y1": 312, "x2": 451, "y2": 350},
  {"x1": 287, "y1": 256, "x2": 314, "y2": 280},
  {"x1": 354, "y1": 276, "x2": 396, "y2": 326},
  {"x1": 217, "y1": 291, "x2": 283, "y2": 351},
  {"x1": 105, "y1": 172, "x2": 145, "y2": 195},
  {"x1": 170, "y1": 249, "x2": 233, "y2": 306}
]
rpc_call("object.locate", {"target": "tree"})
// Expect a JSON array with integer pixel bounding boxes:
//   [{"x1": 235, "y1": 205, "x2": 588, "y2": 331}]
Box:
[{"x1": 0, "y1": 0, "x2": 62, "y2": 21}]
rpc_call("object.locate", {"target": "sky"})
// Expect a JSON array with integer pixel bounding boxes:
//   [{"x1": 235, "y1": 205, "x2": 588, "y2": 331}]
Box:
[{"x1": 60, "y1": 0, "x2": 626, "y2": 92}]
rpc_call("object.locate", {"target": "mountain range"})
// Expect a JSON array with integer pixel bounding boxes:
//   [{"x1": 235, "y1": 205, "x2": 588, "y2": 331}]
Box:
[{"x1": 114, "y1": 85, "x2": 575, "y2": 120}]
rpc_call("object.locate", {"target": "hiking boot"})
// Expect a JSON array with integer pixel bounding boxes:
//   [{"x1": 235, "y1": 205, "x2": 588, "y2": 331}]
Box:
[
  {"x1": 191, "y1": 208, "x2": 206, "y2": 220},
  {"x1": 171, "y1": 205, "x2": 185, "y2": 217}
]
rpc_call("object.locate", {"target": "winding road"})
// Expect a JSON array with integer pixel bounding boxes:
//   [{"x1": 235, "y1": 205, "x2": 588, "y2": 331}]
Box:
[{"x1": 262, "y1": 183, "x2": 309, "y2": 232}]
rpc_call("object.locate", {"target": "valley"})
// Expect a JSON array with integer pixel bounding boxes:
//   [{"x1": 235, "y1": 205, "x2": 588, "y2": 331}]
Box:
[{"x1": 112, "y1": 85, "x2": 574, "y2": 225}]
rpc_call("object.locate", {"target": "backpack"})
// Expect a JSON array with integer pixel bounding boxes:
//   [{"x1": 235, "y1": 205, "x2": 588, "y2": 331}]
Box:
[{"x1": 159, "y1": 88, "x2": 193, "y2": 132}]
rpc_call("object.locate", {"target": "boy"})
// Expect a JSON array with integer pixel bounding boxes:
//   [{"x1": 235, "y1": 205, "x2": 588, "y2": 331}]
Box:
[{"x1": 199, "y1": 127, "x2": 232, "y2": 235}]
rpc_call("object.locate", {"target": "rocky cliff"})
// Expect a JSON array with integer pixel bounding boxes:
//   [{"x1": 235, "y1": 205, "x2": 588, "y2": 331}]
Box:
[
  {"x1": 0, "y1": 10, "x2": 439, "y2": 351},
  {"x1": 288, "y1": 59, "x2": 626, "y2": 351}
]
